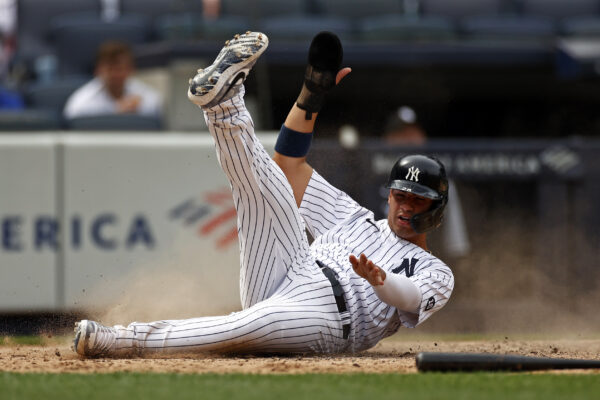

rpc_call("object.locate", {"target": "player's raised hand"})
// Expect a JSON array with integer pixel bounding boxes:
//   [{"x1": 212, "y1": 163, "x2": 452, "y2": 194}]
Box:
[{"x1": 350, "y1": 253, "x2": 386, "y2": 286}]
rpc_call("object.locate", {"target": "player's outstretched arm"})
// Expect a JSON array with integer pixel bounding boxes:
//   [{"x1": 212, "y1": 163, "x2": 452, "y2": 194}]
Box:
[
  {"x1": 274, "y1": 68, "x2": 350, "y2": 206},
  {"x1": 273, "y1": 31, "x2": 350, "y2": 207},
  {"x1": 350, "y1": 253, "x2": 422, "y2": 313}
]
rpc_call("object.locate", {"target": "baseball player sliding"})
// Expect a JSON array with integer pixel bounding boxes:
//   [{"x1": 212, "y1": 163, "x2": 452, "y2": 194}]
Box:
[{"x1": 73, "y1": 31, "x2": 454, "y2": 357}]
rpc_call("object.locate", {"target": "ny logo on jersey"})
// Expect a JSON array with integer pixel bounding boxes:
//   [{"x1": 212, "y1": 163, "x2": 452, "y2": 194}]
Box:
[
  {"x1": 392, "y1": 257, "x2": 418, "y2": 277},
  {"x1": 405, "y1": 166, "x2": 420, "y2": 182}
]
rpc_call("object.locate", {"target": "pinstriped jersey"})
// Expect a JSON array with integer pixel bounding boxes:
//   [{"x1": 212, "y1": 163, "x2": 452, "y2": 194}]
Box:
[{"x1": 300, "y1": 170, "x2": 454, "y2": 352}]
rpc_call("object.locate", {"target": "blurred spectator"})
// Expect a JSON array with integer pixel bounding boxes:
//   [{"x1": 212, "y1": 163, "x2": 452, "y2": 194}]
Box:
[
  {"x1": 384, "y1": 106, "x2": 471, "y2": 259},
  {"x1": 0, "y1": 0, "x2": 16, "y2": 35},
  {"x1": 63, "y1": 41, "x2": 162, "y2": 120},
  {"x1": 0, "y1": 0, "x2": 17, "y2": 81},
  {"x1": 203, "y1": 0, "x2": 221, "y2": 19},
  {"x1": 384, "y1": 106, "x2": 427, "y2": 146},
  {"x1": 0, "y1": 0, "x2": 20, "y2": 110}
]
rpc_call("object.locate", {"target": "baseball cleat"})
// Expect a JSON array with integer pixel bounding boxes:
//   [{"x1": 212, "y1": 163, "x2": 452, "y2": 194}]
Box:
[
  {"x1": 73, "y1": 319, "x2": 117, "y2": 357},
  {"x1": 188, "y1": 31, "x2": 269, "y2": 108}
]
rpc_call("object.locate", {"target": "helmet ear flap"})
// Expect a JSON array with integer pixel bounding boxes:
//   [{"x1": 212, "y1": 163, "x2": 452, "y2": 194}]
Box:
[{"x1": 409, "y1": 197, "x2": 448, "y2": 234}]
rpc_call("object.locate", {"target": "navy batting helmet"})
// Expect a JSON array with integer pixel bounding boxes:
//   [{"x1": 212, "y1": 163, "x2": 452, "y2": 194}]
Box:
[{"x1": 386, "y1": 154, "x2": 448, "y2": 234}]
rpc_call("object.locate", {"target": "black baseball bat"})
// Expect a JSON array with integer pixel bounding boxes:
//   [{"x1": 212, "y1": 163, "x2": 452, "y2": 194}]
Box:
[{"x1": 416, "y1": 352, "x2": 600, "y2": 372}]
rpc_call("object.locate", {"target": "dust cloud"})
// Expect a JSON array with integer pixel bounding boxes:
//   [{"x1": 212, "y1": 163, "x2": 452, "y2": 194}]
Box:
[
  {"x1": 423, "y1": 181, "x2": 600, "y2": 336},
  {"x1": 89, "y1": 240, "x2": 242, "y2": 327}
]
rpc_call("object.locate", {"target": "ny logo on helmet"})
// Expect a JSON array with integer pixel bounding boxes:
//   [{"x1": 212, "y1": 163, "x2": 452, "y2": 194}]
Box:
[{"x1": 405, "y1": 166, "x2": 420, "y2": 182}]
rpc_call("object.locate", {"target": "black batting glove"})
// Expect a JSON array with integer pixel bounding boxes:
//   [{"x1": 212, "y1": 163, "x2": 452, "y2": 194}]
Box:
[{"x1": 296, "y1": 31, "x2": 343, "y2": 120}]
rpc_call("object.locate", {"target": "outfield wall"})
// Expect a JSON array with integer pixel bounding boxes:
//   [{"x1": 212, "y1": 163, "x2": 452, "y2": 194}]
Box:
[{"x1": 0, "y1": 133, "x2": 277, "y2": 313}]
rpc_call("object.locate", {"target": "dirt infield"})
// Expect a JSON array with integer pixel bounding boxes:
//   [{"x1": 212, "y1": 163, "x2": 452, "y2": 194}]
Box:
[{"x1": 2, "y1": 336, "x2": 599, "y2": 374}]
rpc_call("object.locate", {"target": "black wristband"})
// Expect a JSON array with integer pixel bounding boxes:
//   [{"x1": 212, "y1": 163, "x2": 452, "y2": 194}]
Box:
[{"x1": 274, "y1": 124, "x2": 313, "y2": 157}]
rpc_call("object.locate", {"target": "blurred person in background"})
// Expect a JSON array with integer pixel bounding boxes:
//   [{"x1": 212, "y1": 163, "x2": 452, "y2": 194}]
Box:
[
  {"x1": 0, "y1": 0, "x2": 16, "y2": 80},
  {"x1": 384, "y1": 106, "x2": 470, "y2": 259},
  {"x1": 202, "y1": 0, "x2": 221, "y2": 19},
  {"x1": 63, "y1": 41, "x2": 162, "y2": 120},
  {"x1": 384, "y1": 106, "x2": 427, "y2": 146},
  {"x1": 0, "y1": 0, "x2": 22, "y2": 109}
]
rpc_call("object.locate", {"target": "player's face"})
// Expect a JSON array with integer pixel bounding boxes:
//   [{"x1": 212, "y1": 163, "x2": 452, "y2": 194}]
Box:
[{"x1": 387, "y1": 189, "x2": 433, "y2": 240}]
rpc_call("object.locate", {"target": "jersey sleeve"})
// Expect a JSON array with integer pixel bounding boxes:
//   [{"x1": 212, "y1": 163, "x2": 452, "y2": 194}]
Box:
[
  {"x1": 299, "y1": 169, "x2": 365, "y2": 238},
  {"x1": 396, "y1": 259, "x2": 454, "y2": 328}
]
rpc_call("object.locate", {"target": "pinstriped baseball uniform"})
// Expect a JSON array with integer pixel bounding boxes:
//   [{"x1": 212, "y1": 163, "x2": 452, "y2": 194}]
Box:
[{"x1": 111, "y1": 87, "x2": 454, "y2": 354}]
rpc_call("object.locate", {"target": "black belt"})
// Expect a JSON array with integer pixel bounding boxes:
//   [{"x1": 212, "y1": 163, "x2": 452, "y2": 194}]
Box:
[{"x1": 316, "y1": 260, "x2": 351, "y2": 340}]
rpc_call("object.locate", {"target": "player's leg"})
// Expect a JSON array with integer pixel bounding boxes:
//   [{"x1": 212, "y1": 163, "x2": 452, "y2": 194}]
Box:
[
  {"x1": 206, "y1": 91, "x2": 315, "y2": 309},
  {"x1": 188, "y1": 32, "x2": 314, "y2": 309},
  {"x1": 73, "y1": 275, "x2": 347, "y2": 356}
]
